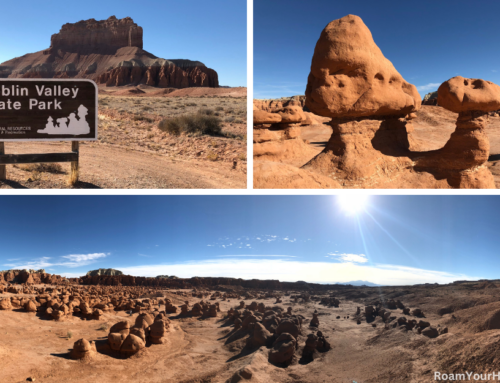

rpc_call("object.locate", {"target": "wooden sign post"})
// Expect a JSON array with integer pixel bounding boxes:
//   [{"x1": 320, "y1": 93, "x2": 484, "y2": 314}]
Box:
[{"x1": 0, "y1": 79, "x2": 98, "y2": 184}]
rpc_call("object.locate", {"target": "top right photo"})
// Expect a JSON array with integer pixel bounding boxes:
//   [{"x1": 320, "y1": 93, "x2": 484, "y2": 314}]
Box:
[{"x1": 253, "y1": 0, "x2": 500, "y2": 189}]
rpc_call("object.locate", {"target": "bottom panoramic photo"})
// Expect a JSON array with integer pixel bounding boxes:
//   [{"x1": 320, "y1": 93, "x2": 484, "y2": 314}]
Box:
[{"x1": 0, "y1": 195, "x2": 499, "y2": 383}]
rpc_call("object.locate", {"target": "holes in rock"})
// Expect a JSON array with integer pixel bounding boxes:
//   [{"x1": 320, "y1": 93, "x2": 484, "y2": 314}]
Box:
[{"x1": 375, "y1": 73, "x2": 384, "y2": 81}]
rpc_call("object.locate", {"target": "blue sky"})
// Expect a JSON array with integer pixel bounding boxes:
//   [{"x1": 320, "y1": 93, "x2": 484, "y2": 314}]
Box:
[
  {"x1": 254, "y1": 0, "x2": 500, "y2": 99},
  {"x1": 0, "y1": 0, "x2": 246, "y2": 87},
  {"x1": 1, "y1": 195, "x2": 499, "y2": 286}
]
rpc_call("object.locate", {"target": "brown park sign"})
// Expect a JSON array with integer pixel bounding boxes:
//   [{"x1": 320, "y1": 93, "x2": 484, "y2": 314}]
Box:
[{"x1": 0, "y1": 79, "x2": 98, "y2": 141}]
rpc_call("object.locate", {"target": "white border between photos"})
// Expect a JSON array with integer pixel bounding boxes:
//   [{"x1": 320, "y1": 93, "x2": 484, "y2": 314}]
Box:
[{"x1": 247, "y1": 0, "x2": 253, "y2": 190}]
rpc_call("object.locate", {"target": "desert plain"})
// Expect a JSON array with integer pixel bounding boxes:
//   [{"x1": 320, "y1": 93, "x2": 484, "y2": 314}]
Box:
[{"x1": 2, "y1": 269, "x2": 500, "y2": 383}]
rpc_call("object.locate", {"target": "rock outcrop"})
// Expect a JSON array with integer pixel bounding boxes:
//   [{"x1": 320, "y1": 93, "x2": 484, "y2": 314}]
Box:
[
  {"x1": 0, "y1": 16, "x2": 219, "y2": 89},
  {"x1": 422, "y1": 91, "x2": 438, "y2": 106},
  {"x1": 86, "y1": 268, "x2": 123, "y2": 277}
]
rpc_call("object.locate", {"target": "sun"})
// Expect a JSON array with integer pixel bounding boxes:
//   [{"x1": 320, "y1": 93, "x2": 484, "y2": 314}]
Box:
[{"x1": 337, "y1": 195, "x2": 369, "y2": 215}]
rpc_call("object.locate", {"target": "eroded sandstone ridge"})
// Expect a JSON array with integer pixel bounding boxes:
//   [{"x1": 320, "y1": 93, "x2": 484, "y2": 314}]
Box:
[{"x1": 0, "y1": 16, "x2": 218, "y2": 88}]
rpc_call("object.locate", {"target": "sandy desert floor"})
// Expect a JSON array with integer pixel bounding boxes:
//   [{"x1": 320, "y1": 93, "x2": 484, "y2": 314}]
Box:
[
  {"x1": 0, "y1": 86, "x2": 247, "y2": 189},
  {"x1": 2, "y1": 280, "x2": 500, "y2": 383}
]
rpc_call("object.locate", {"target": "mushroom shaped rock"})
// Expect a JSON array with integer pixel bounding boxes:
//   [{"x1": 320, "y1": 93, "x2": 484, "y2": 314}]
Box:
[
  {"x1": 269, "y1": 333, "x2": 297, "y2": 366},
  {"x1": 422, "y1": 326, "x2": 439, "y2": 338},
  {"x1": 438, "y1": 77, "x2": 500, "y2": 113},
  {"x1": 149, "y1": 320, "x2": 167, "y2": 344},
  {"x1": 120, "y1": 333, "x2": 145, "y2": 356},
  {"x1": 254, "y1": 109, "x2": 282, "y2": 125},
  {"x1": 305, "y1": 15, "x2": 420, "y2": 119},
  {"x1": 0, "y1": 298, "x2": 12, "y2": 310},
  {"x1": 316, "y1": 331, "x2": 331, "y2": 352},
  {"x1": 241, "y1": 314, "x2": 258, "y2": 330},
  {"x1": 415, "y1": 76, "x2": 499, "y2": 188},
  {"x1": 276, "y1": 318, "x2": 301, "y2": 339},
  {"x1": 70, "y1": 338, "x2": 96, "y2": 360},
  {"x1": 108, "y1": 331, "x2": 128, "y2": 351},
  {"x1": 110, "y1": 320, "x2": 130, "y2": 333},
  {"x1": 51, "y1": 309, "x2": 65, "y2": 321},
  {"x1": 310, "y1": 312, "x2": 319, "y2": 327},
  {"x1": 300, "y1": 15, "x2": 428, "y2": 185},
  {"x1": 276, "y1": 106, "x2": 306, "y2": 125},
  {"x1": 302, "y1": 333, "x2": 318, "y2": 360},
  {"x1": 130, "y1": 326, "x2": 147, "y2": 343},
  {"x1": 191, "y1": 303, "x2": 202, "y2": 317},
  {"x1": 246, "y1": 322, "x2": 272, "y2": 349},
  {"x1": 25, "y1": 300, "x2": 37, "y2": 312},
  {"x1": 135, "y1": 313, "x2": 154, "y2": 329}
]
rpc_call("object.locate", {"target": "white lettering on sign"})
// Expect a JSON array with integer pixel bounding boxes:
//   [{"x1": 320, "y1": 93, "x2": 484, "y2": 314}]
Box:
[
  {"x1": 0, "y1": 100, "x2": 22, "y2": 110},
  {"x1": 29, "y1": 99, "x2": 62, "y2": 110},
  {"x1": 1, "y1": 85, "x2": 28, "y2": 97},
  {"x1": 34, "y1": 85, "x2": 79, "y2": 99}
]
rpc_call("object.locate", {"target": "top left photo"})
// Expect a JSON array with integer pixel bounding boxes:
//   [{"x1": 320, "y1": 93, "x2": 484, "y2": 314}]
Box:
[{"x1": 0, "y1": 0, "x2": 247, "y2": 189}]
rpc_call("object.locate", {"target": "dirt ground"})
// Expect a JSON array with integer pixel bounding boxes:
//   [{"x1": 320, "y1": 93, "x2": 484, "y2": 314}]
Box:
[
  {"x1": 0, "y1": 86, "x2": 247, "y2": 189},
  {"x1": 3, "y1": 280, "x2": 499, "y2": 383}
]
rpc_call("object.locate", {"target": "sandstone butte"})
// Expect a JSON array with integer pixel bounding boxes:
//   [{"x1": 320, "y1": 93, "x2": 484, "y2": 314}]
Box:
[
  {"x1": 0, "y1": 16, "x2": 219, "y2": 88},
  {"x1": 254, "y1": 14, "x2": 498, "y2": 189}
]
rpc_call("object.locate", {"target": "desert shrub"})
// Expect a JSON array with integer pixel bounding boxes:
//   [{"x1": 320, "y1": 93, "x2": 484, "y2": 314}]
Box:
[
  {"x1": 21, "y1": 163, "x2": 65, "y2": 174},
  {"x1": 198, "y1": 108, "x2": 215, "y2": 116},
  {"x1": 225, "y1": 116, "x2": 235, "y2": 123},
  {"x1": 158, "y1": 113, "x2": 222, "y2": 136},
  {"x1": 67, "y1": 330, "x2": 73, "y2": 339},
  {"x1": 186, "y1": 102, "x2": 197, "y2": 106},
  {"x1": 97, "y1": 323, "x2": 108, "y2": 331},
  {"x1": 238, "y1": 152, "x2": 247, "y2": 161},
  {"x1": 206, "y1": 151, "x2": 218, "y2": 161},
  {"x1": 133, "y1": 115, "x2": 153, "y2": 123},
  {"x1": 215, "y1": 106, "x2": 224, "y2": 111}
]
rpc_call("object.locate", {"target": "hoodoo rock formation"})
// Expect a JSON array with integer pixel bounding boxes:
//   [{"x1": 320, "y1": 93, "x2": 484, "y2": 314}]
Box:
[
  {"x1": 301, "y1": 14, "x2": 423, "y2": 186},
  {"x1": 0, "y1": 16, "x2": 219, "y2": 89},
  {"x1": 414, "y1": 76, "x2": 500, "y2": 188},
  {"x1": 254, "y1": 14, "x2": 497, "y2": 189}
]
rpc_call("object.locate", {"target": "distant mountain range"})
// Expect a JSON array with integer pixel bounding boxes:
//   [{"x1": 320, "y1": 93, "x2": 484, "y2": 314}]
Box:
[{"x1": 337, "y1": 280, "x2": 381, "y2": 287}]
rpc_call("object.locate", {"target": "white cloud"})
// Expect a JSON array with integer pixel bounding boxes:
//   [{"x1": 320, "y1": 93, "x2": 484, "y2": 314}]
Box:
[
  {"x1": 111, "y1": 259, "x2": 480, "y2": 286},
  {"x1": 3, "y1": 252, "x2": 109, "y2": 269},
  {"x1": 328, "y1": 253, "x2": 368, "y2": 264},
  {"x1": 61, "y1": 253, "x2": 108, "y2": 264},
  {"x1": 416, "y1": 83, "x2": 441, "y2": 92},
  {"x1": 216, "y1": 255, "x2": 297, "y2": 258},
  {"x1": 138, "y1": 253, "x2": 152, "y2": 257},
  {"x1": 493, "y1": 70, "x2": 497, "y2": 73}
]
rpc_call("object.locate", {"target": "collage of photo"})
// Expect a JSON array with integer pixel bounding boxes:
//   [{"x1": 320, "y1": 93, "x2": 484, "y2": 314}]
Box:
[{"x1": 1, "y1": 1, "x2": 500, "y2": 382}]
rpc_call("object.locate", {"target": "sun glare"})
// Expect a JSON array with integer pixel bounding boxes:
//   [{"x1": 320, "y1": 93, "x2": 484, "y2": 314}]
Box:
[{"x1": 338, "y1": 195, "x2": 369, "y2": 215}]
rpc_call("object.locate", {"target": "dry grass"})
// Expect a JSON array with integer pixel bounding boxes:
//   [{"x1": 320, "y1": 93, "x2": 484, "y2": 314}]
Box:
[{"x1": 18, "y1": 163, "x2": 65, "y2": 174}]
